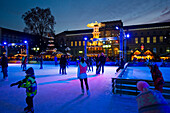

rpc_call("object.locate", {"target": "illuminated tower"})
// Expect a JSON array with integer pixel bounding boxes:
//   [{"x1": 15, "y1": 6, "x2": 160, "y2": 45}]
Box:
[{"x1": 87, "y1": 21, "x2": 105, "y2": 39}]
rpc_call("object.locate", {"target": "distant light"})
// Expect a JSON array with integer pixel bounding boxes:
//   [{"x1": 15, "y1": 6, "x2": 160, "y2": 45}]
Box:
[
  {"x1": 126, "y1": 34, "x2": 130, "y2": 38},
  {"x1": 12, "y1": 43, "x2": 15, "y2": 46},
  {"x1": 84, "y1": 37, "x2": 87, "y2": 40},
  {"x1": 116, "y1": 26, "x2": 119, "y2": 30},
  {"x1": 24, "y1": 41, "x2": 27, "y2": 43},
  {"x1": 103, "y1": 41, "x2": 105, "y2": 44},
  {"x1": 79, "y1": 51, "x2": 83, "y2": 53},
  {"x1": 164, "y1": 37, "x2": 166, "y2": 39},
  {"x1": 3, "y1": 42, "x2": 7, "y2": 45},
  {"x1": 115, "y1": 40, "x2": 118, "y2": 43}
]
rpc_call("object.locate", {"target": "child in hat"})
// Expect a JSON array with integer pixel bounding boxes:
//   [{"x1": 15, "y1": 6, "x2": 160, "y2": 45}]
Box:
[
  {"x1": 10, "y1": 67, "x2": 37, "y2": 113},
  {"x1": 136, "y1": 81, "x2": 169, "y2": 113}
]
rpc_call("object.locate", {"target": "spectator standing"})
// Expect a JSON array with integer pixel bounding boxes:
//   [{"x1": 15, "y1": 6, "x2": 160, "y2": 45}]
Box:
[
  {"x1": 1, "y1": 54, "x2": 8, "y2": 80},
  {"x1": 100, "y1": 53, "x2": 106, "y2": 74},
  {"x1": 148, "y1": 64, "x2": 164, "y2": 93},
  {"x1": 77, "y1": 57, "x2": 90, "y2": 95}
]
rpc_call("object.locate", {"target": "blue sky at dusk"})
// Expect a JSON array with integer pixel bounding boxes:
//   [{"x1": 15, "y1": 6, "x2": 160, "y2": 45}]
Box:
[{"x1": 0, "y1": 0, "x2": 170, "y2": 34}]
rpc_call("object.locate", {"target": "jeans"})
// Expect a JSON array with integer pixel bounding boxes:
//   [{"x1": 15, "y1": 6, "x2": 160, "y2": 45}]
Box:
[
  {"x1": 2, "y1": 67, "x2": 8, "y2": 79},
  {"x1": 80, "y1": 78, "x2": 89, "y2": 91},
  {"x1": 100, "y1": 63, "x2": 105, "y2": 73},
  {"x1": 23, "y1": 64, "x2": 26, "y2": 71}
]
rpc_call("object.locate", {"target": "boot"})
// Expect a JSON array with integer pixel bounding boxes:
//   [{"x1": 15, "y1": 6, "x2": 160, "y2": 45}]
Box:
[
  {"x1": 87, "y1": 90, "x2": 91, "y2": 96},
  {"x1": 81, "y1": 89, "x2": 84, "y2": 95}
]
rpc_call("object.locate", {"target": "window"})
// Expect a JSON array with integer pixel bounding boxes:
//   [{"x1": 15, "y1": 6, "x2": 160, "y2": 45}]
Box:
[
  {"x1": 83, "y1": 41, "x2": 85, "y2": 46},
  {"x1": 75, "y1": 41, "x2": 77, "y2": 46},
  {"x1": 135, "y1": 38, "x2": 138, "y2": 44},
  {"x1": 153, "y1": 37, "x2": 156, "y2": 43},
  {"x1": 166, "y1": 47, "x2": 170, "y2": 53},
  {"x1": 71, "y1": 41, "x2": 73, "y2": 46},
  {"x1": 159, "y1": 36, "x2": 163, "y2": 42},
  {"x1": 79, "y1": 41, "x2": 81, "y2": 46},
  {"x1": 147, "y1": 37, "x2": 150, "y2": 43},
  {"x1": 141, "y1": 37, "x2": 144, "y2": 43}
]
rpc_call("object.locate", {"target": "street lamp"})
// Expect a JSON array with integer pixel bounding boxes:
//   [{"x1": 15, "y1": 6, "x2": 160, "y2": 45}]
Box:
[{"x1": 84, "y1": 37, "x2": 88, "y2": 59}]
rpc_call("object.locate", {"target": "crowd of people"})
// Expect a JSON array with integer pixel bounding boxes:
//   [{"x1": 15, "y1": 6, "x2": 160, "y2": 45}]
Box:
[{"x1": 1, "y1": 52, "x2": 170, "y2": 113}]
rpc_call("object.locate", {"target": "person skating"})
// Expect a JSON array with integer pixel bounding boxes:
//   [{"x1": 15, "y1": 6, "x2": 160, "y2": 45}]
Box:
[
  {"x1": 1, "y1": 54, "x2": 8, "y2": 81},
  {"x1": 116, "y1": 58, "x2": 125, "y2": 73},
  {"x1": 23, "y1": 56, "x2": 27, "y2": 71},
  {"x1": 77, "y1": 57, "x2": 90, "y2": 95},
  {"x1": 148, "y1": 64, "x2": 164, "y2": 93},
  {"x1": 39, "y1": 56, "x2": 43, "y2": 69},
  {"x1": 99, "y1": 53, "x2": 106, "y2": 74},
  {"x1": 10, "y1": 67, "x2": 37, "y2": 113},
  {"x1": 96, "y1": 54, "x2": 100, "y2": 74}
]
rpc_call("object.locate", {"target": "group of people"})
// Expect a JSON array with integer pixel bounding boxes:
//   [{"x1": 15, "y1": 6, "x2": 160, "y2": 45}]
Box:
[
  {"x1": 136, "y1": 63, "x2": 169, "y2": 112},
  {"x1": 1, "y1": 51, "x2": 169, "y2": 112}
]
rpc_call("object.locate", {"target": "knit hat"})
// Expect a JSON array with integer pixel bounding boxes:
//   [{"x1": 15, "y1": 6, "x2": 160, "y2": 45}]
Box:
[
  {"x1": 25, "y1": 67, "x2": 35, "y2": 76},
  {"x1": 137, "y1": 81, "x2": 149, "y2": 91}
]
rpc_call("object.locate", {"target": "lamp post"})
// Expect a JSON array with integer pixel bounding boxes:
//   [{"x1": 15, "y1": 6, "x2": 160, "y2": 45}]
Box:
[{"x1": 84, "y1": 37, "x2": 88, "y2": 59}]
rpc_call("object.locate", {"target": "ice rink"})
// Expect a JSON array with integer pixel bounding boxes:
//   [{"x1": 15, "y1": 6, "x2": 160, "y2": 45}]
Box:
[{"x1": 0, "y1": 64, "x2": 170, "y2": 113}]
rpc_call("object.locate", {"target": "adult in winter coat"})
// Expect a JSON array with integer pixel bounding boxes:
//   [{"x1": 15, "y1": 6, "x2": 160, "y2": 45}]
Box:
[
  {"x1": 116, "y1": 58, "x2": 125, "y2": 73},
  {"x1": 99, "y1": 53, "x2": 106, "y2": 74},
  {"x1": 77, "y1": 58, "x2": 90, "y2": 95},
  {"x1": 23, "y1": 56, "x2": 27, "y2": 71},
  {"x1": 148, "y1": 64, "x2": 164, "y2": 93},
  {"x1": 10, "y1": 67, "x2": 37, "y2": 113},
  {"x1": 1, "y1": 54, "x2": 8, "y2": 80},
  {"x1": 136, "y1": 81, "x2": 169, "y2": 113},
  {"x1": 96, "y1": 54, "x2": 100, "y2": 74}
]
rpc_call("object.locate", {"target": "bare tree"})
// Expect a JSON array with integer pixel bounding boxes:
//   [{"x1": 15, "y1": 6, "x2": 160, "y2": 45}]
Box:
[{"x1": 22, "y1": 7, "x2": 56, "y2": 37}]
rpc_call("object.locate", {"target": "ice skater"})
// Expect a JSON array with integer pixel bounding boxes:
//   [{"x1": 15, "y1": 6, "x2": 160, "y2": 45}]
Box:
[
  {"x1": 148, "y1": 64, "x2": 164, "y2": 93},
  {"x1": 10, "y1": 67, "x2": 37, "y2": 113},
  {"x1": 77, "y1": 57, "x2": 90, "y2": 95},
  {"x1": 1, "y1": 54, "x2": 8, "y2": 81}
]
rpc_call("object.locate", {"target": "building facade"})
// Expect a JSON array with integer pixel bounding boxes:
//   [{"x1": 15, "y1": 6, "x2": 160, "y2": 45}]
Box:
[
  {"x1": 124, "y1": 22, "x2": 170, "y2": 61},
  {"x1": 0, "y1": 27, "x2": 48, "y2": 56}
]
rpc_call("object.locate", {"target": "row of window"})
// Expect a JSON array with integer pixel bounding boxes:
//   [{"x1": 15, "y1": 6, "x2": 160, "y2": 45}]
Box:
[
  {"x1": 134, "y1": 36, "x2": 164, "y2": 44},
  {"x1": 71, "y1": 41, "x2": 85, "y2": 46}
]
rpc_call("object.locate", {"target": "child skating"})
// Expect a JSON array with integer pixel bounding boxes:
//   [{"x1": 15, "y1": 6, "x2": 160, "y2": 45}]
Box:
[{"x1": 10, "y1": 67, "x2": 37, "y2": 113}]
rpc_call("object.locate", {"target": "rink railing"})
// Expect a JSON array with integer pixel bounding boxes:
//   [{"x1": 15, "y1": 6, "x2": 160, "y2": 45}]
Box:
[{"x1": 112, "y1": 78, "x2": 170, "y2": 99}]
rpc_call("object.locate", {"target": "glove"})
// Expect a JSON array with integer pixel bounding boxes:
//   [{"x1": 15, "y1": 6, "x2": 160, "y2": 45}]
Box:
[{"x1": 10, "y1": 83, "x2": 17, "y2": 87}]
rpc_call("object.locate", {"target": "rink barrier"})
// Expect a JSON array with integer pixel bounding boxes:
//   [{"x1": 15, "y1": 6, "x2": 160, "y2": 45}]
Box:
[{"x1": 112, "y1": 78, "x2": 170, "y2": 99}]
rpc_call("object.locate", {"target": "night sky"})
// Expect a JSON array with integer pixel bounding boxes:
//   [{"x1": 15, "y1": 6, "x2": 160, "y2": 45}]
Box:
[{"x1": 0, "y1": 0, "x2": 170, "y2": 34}]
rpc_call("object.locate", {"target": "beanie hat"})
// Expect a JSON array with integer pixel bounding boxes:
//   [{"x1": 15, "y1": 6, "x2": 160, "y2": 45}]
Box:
[
  {"x1": 25, "y1": 67, "x2": 34, "y2": 75},
  {"x1": 137, "y1": 81, "x2": 149, "y2": 91}
]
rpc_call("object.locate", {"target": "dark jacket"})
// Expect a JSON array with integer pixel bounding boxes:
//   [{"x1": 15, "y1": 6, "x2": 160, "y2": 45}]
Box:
[
  {"x1": 1, "y1": 55, "x2": 8, "y2": 68},
  {"x1": 100, "y1": 55, "x2": 106, "y2": 64}
]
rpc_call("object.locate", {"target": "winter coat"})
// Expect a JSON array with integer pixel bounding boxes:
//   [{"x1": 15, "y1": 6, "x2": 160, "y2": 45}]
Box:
[
  {"x1": 151, "y1": 64, "x2": 164, "y2": 87},
  {"x1": 136, "y1": 90, "x2": 169, "y2": 113},
  {"x1": 100, "y1": 55, "x2": 106, "y2": 64},
  {"x1": 1, "y1": 56, "x2": 8, "y2": 68},
  {"x1": 96, "y1": 57, "x2": 100, "y2": 66},
  {"x1": 19, "y1": 67, "x2": 37, "y2": 97},
  {"x1": 77, "y1": 62, "x2": 87, "y2": 79}
]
